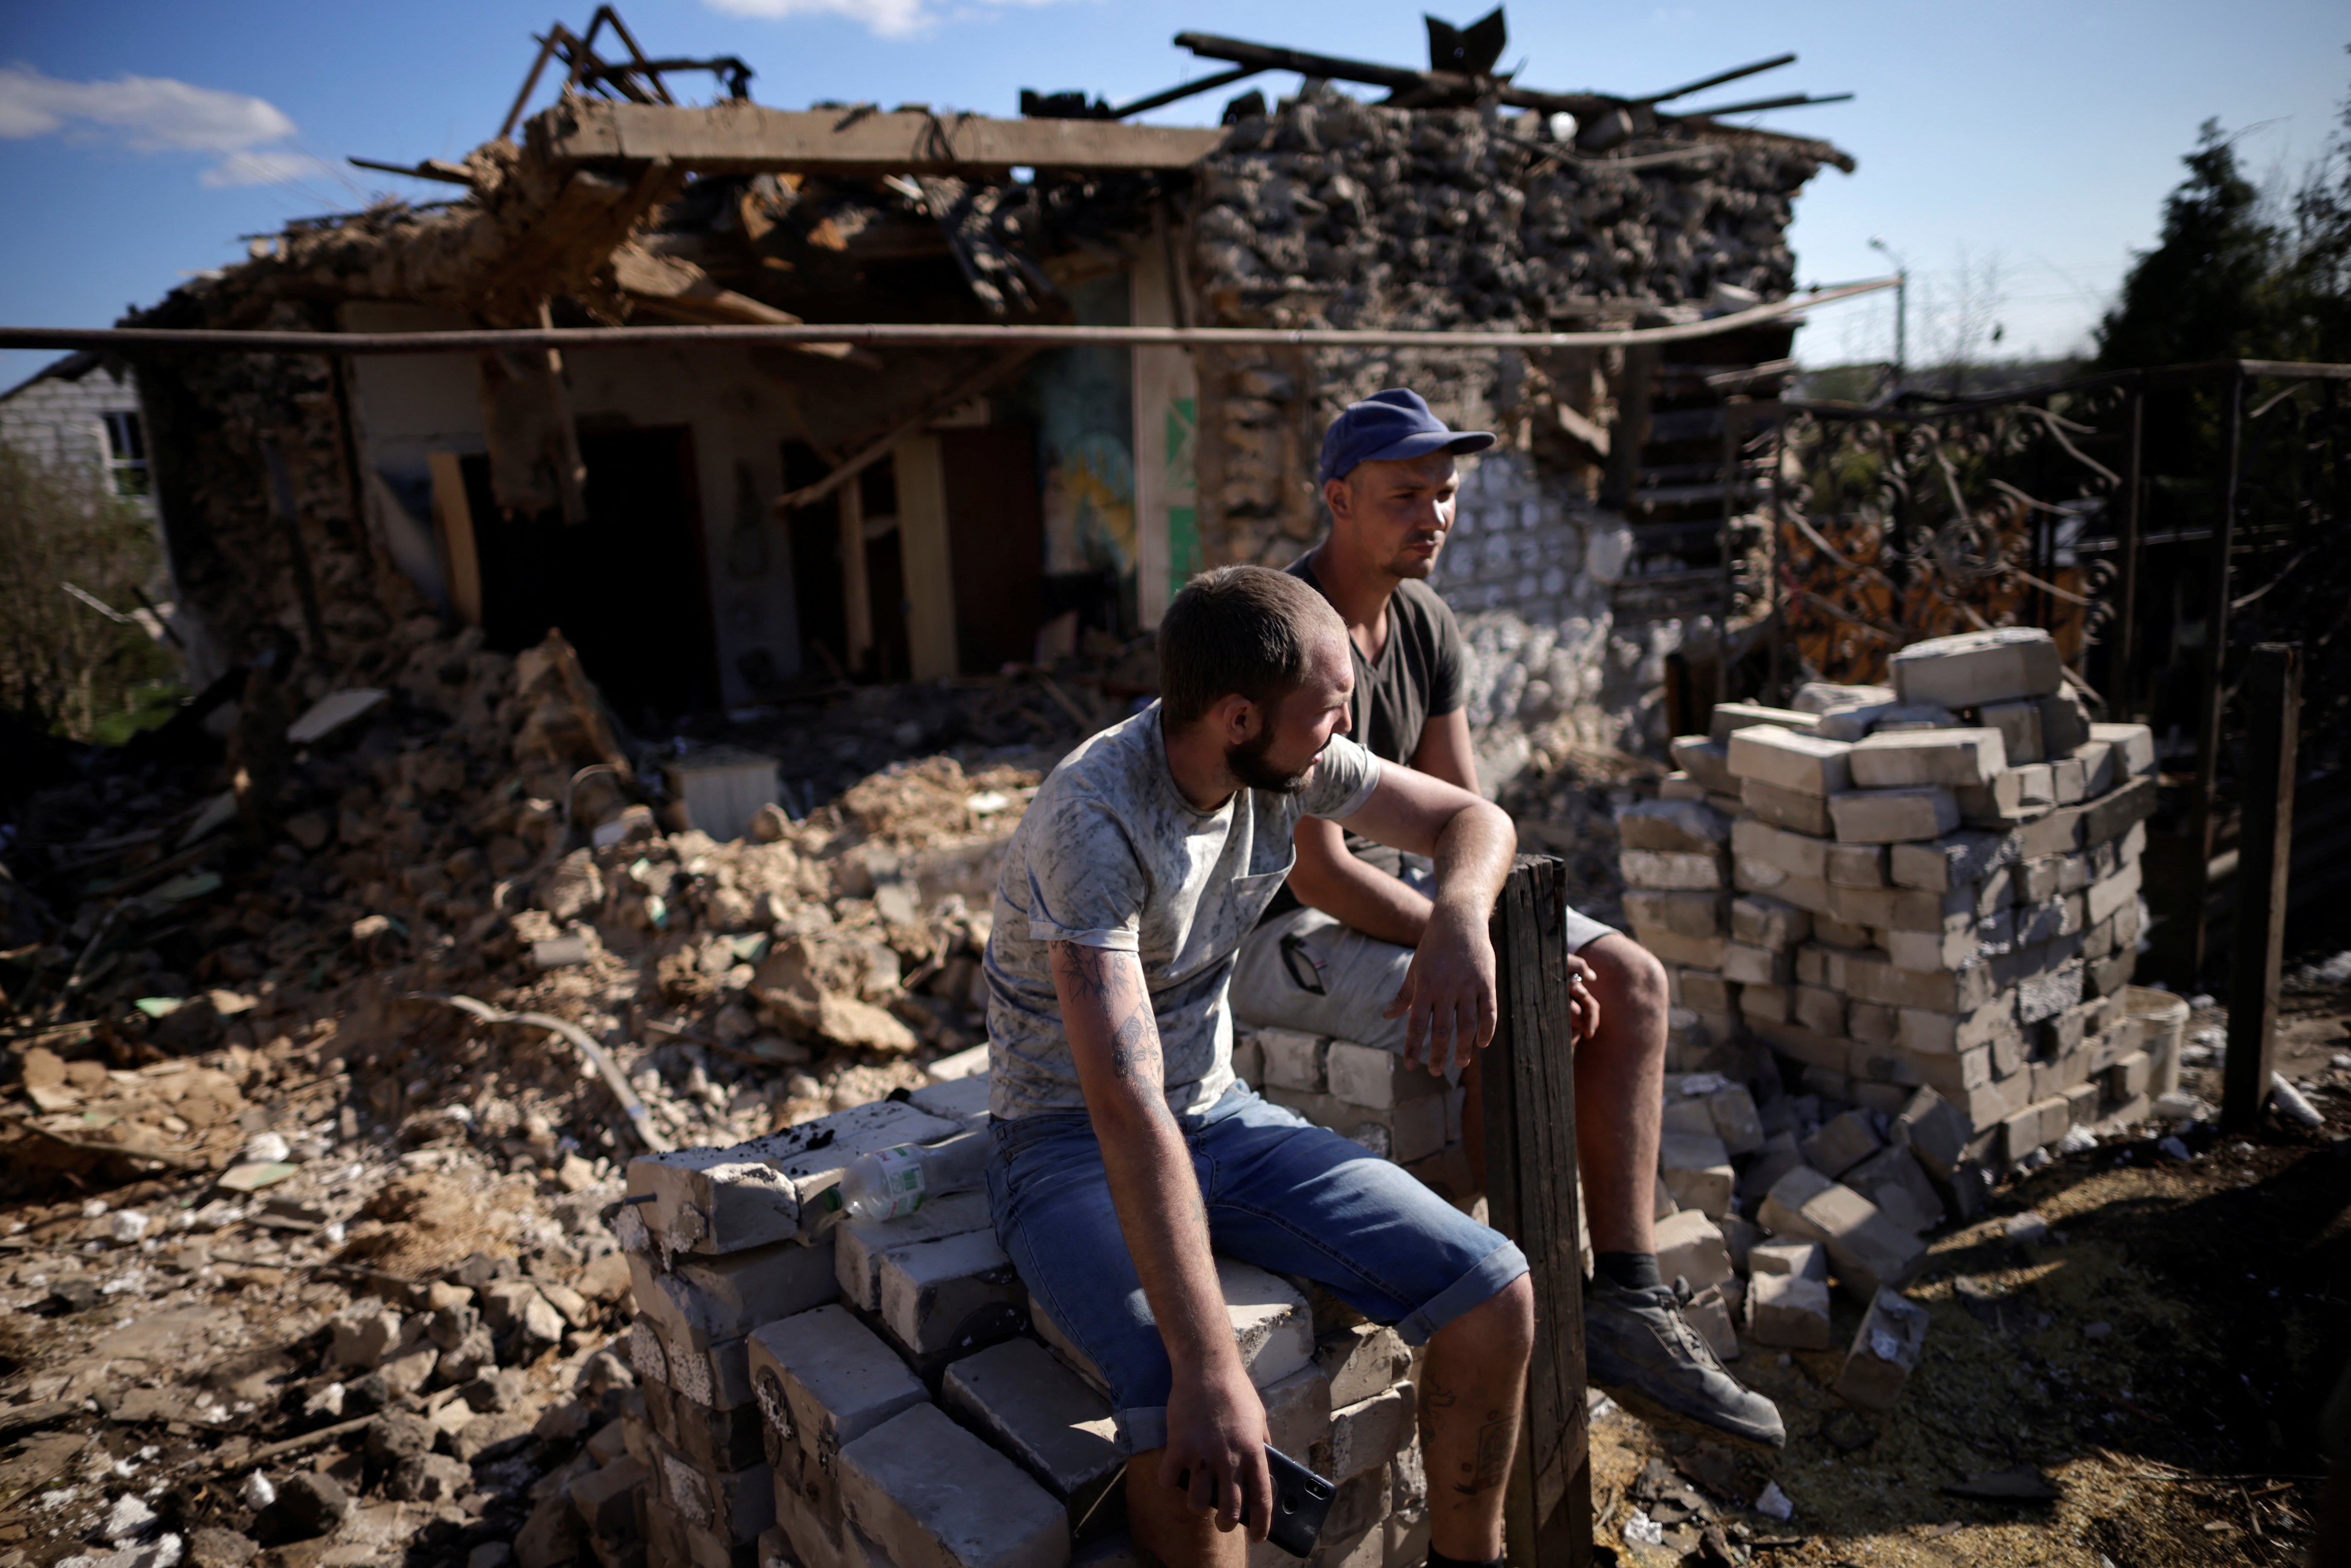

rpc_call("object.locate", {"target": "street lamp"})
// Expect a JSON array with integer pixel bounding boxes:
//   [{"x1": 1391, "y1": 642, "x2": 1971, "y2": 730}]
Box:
[{"x1": 1868, "y1": 236, "x2": 1908, "y2": 391}]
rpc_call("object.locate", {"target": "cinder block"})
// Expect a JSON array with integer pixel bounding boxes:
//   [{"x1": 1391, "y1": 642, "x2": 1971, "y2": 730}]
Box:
[
  {"x1": 1634, "y1": 929, "x2": 1728, "y2": 971},
  {"x1": 1621, "y1": 890, "x2": 1729, "y2": 941},
  {"x1": 1978, "y1": 700, "x2": 2044, "y2": 765},
  {"x1": 1839, "y1": 951, "x2": 1994, "y2": 1012},
  {"x1": 1758, "y1": 1168, "x2": 1924, "y2": 1301},
  {"x1": 2089, "y1": 722, "x2": 2157, "y2": 777},
  {"x1": 1889, "y1": 626, "x2": 2063, "y2": 708},
  {"x1": 1730, "y1": 895, "x2": 1811, "y2": 951},
  {"x1": 1892, "y1": 1087, "x2": 1971, "y2": 1178},
  {"x1": 1748, "y1": 1240, "x2": 1827, "y2": 1280},
  {"x1": 1792, "y1": 680, "x2": 1897, "y2": 714},
  {"x1": 1681, "y1": 1287, "x2": 1740, "y2": 1361},
  {"x1": 628, "y1": 1100, "x2": 963, "y2": 1255},
  {"x1": 1849, "y1": 1000, "x2": 1897, "y2": 1048},
  {"x1": 1888, "y1": 828, "x2": 2020, "y2": 893},
  {"x1": 1230, "y1": 1032, "x2": 1263, "y2": 1088},
  {"x1": 1727, "y1": 725, "x2": 1853, "y2": 797},
  {"x1": 1840, "y1": 1144, "x2": 1944, "y2": 1235},
  {"x1": 1259, "y1": 1029, "x2": 1328, "y2": 1092},
  {"x1": 1670, "y1": 736, "x2": 1737, "y2": 794},
  {"x1": 1316, "y1": 1323, "x2": 1414, "y2": 1409},
  {"x1": 1676, "y1": 969, "x2": 1732, "y2": 1014},
  {"x1": 1829, "y1": 787, "x2": 1962, "y2": 845},
  {"x1": 1740, "y1": 778, "x2": 1835, "y2": 836},
  {"x1": 878, "y1": 1229, "x2": 1025, "y2": 1358},
  {"x1": 1659, "y1": 771, "x2": 1707, "y2": 801},
  {"x1": 1046, "y1": 1257, "x2": 1310, "y2": 1394},
  {"x1": 1848, "y1": 728, "x2": 2007, "y2": 790},
  {"x1": 943, "y1": 1338, "x2": 1120, "y2": 1509},
  {"x1": 1722, "y1": 942, "x2": 1791, "y2": 986},
  {"x1": 2085, "y1": 859, "x2": 2142, "y2": 926},
  {"x1": 1324, "y1": 1040, "x2": 1445, "y2": 1108},
  {"x1": 2017, "y1": 962, "x2": 2085, "y2": 1026},
  {"x1": 652, "y1": 1381, "x2": 766, "y2": 1473},
  {"x1": 1708, "y1": 701, "x2": 1819, "y2": 745},
  {"x1": 1800, "y1": 1108, "x2": 1882, "y2": 1177},
  {"x1": 2040, "y1": 689, "x2": 2092, "y2": 755},
  {"x1": 1824, "y1": 842, "x2": 1887, "y2": 889},
  {"x1": 1706, "y1": 1084, "x2": 1765, "y2": 1155},
  {"x1": 1620, "y1": 850, "x2": 1727, "y2": 890},
  {"x1": 1736, "y1": 864, "x2": 1834, "y2": 920},
  {"x1": 2051, "y1": 755, "x2": 2088, "y2": 805},
  {"x1": 1660, "y1": 1132, "x2": 1733, "y2": 1218},
  {"x1": 1833, "y1": 1288, "x2": 1931, "y2": 1411},
  {"x1": 1326, "y1": 1094, "x2": 1447, "y2": 1165},
  {"x1": 1653, "y1": 1209, "x2": 1735, "y2": 1292},
  {"x1": 2075, "y1": 739, "x2": 2118, "y2": 797},
  {"x1": 2106, "y1": 1049, "x2": 2152, "y2": 1102},
  {"x1": 1329, "y1": 1383, "x2": 1417, "y2": 1480},
  {"x1": 1616, "y1": 799, "x2": 1732, "y2": 852},
  {"x1": 838, "y1": 1403, "x2": 1071, "y2": 1568},
  {"x1": 651, "y1": 1432, "x2": 775, "y2": 1543},
  {"x1": 1829, "y1": 882, "x2": 1974, "y2": 934},
  {"x1": 663, "y1": 1331, "x2": 757, "y2": 1412},
  {"x1": 572, "y1": 1454, "x2": 651, "y2": 1537},
  {"x1": 1815, "y1": 912, "x2": 1874, "y2": 948},
  {"x1": 907, "y1": 1075, "x2": 991, "y2": 1129},
  {"x1": 1793, "y1": 984, "x2": 1846, "y2": 1038},
  {"x1": 1744, "y1": 1271, "x2": 1833, "y2": 1350},
  {"x1": 1257, "y1": 1364, "x2": 1335, "y2": 1471},
  {"x1": 748, "y1": 1305, "x2": 926, "y2": 1468},
  {"x1": 835, "y1": 1190, "x2": 994, "y2": 1312},
  {"x1": 1884, "y1": 921, "x2": 1982, "y2": 974}
]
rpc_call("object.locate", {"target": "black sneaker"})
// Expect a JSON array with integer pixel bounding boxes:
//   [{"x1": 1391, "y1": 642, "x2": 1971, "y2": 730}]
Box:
[{"x1": 1583, "y1": 1275, "x2": 1786, "y2": 1450}]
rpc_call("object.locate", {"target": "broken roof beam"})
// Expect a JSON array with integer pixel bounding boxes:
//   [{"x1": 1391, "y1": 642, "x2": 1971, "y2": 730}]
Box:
[{"x1": 533, "y1": 99, "x2": 1226, "y2": 175}]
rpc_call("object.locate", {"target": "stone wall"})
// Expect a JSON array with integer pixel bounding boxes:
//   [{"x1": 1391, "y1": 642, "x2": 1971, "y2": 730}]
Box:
[{"x1": 1181, "y1": 83, "x2": 1834, "y2": 757}]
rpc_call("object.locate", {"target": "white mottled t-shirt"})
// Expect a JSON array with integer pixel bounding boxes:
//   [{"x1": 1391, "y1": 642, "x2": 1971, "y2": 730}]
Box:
[{"x1": 984, "y1": 702, "x2": 1382, "y2": 1119}]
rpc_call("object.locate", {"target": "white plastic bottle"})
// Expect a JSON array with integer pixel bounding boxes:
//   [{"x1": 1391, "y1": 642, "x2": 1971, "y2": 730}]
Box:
[{"x1": 834, "y1": 1132, "x2": 988, "y2": 1223}]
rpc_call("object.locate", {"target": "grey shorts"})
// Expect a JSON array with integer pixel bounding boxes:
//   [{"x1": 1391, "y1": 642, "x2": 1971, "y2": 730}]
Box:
[{"x1": 1229, "y1": 872, "x2": 1618, "y2": 1060}]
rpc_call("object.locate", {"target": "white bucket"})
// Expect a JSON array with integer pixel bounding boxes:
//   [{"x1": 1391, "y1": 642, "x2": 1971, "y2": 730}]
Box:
[{"x1": 2124, "y1": 985, "x2": 2191, "y2": 1096}]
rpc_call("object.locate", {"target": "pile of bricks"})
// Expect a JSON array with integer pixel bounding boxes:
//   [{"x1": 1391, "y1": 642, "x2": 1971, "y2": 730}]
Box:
[
  {"x1": 1230, "y1": 1030, "x2": 1479, "y2": 1211},
  {"x1": 588, "y1": 1044, "x2": 1436, "y2": 1568},
  {"x1": 1625, "y1": 627, "x2": 2163, "y2": 1182}
]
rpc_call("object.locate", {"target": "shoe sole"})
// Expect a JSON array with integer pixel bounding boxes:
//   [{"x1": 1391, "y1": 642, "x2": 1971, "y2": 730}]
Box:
[{"x1": 1588, "y1": 1373, "x2": 1787, "y2": 1453}]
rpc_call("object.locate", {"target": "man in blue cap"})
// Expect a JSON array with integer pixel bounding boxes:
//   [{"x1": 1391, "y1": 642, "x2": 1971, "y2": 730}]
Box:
[{"x1": 1230, "y1": 388, "x2": 1785, "y2": 1451}]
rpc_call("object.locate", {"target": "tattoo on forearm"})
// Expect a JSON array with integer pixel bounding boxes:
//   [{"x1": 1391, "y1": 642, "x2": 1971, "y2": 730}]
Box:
[
  {"x1": 1055, "y1": 942, "x2": 1169, "y2": 1102},
  {"x1": 1109, "y1": 1011, "x2": 1148, "y2": 1080}
]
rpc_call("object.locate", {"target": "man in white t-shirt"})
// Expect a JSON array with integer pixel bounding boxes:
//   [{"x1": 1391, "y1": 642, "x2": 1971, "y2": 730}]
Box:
[{"x1": 984, "y1": 565, "x2": 1533, "y2": 1568}]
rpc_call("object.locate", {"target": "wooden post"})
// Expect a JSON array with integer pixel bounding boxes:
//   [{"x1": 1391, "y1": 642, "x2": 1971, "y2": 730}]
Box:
[
  {"x1": 2223, "y1": 642, "x2": 2299, "y2": 1131},
  {"x1": 1483, "y1": 855, "x2": 1592, "y2": 1567},
  {"x1": 2114, "y1": 386, "x2": 2143, "y2": 717},
  {"x1": 2188, "y1": 373, "x2": 2247, "y2": 980}
]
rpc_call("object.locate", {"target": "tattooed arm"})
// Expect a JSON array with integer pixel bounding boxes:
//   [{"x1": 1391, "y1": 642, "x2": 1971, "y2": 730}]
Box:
[{"x1": 1049, "y1": 941, "x2": 1271, "y2": 1539}]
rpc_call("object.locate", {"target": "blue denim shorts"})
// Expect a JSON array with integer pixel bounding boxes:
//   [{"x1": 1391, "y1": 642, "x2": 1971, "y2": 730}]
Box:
[{"x1": 988, "y1": 1083, "x2": 1528, "y2": 1453}]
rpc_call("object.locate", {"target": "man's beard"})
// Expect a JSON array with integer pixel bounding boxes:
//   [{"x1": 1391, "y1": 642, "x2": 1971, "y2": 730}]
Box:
[
  {"x1": 1228, "y1": 726, "x2": 1315, "y2": 794},
  {"x1": 1385, "y1": 536, "x2": 1443, "y2": 579}
]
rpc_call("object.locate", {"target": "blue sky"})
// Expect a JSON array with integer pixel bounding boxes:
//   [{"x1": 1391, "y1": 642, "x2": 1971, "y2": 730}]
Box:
[{"x1": 3, "y1": 0, "x2": 2344, "y2": 390}]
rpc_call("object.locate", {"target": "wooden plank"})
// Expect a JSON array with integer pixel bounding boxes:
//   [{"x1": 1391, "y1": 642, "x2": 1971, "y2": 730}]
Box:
[
  {"x1": 891, "y1": 433, "x2": 959, "y2": 682},
  {"x1": 427, "y1": 451, "x2": 480, "y2": 626},
  {"x1": 536, "y1": 99, "x2": 1228, "y2": 174},
  {"x1": 1129, "y1": 233, "x2": 1198, "y2": 628},
  {"x1": 1483, "y1": 855, "x2": 1594, "y2": 1568},
  {"x1": 2224, "y1": 643, "x2": 2299, "y2": 1131}
]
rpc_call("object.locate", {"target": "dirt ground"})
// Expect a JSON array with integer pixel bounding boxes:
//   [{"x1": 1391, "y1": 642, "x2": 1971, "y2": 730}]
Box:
[{"x1": 1586, "y1": 987, "x2": 2351, "y2": 1568}]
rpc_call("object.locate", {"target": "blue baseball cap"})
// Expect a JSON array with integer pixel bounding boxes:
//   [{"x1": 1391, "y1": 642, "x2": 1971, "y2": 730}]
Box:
[{"x1": 1318, "y1": 389, "x2": 1494, "y2": 486}]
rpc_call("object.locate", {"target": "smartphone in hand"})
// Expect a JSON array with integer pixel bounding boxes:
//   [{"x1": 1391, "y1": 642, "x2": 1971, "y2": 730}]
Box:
[{"x1": 1176, "y1": 1445, "x2": 1337, "y2": 1559}]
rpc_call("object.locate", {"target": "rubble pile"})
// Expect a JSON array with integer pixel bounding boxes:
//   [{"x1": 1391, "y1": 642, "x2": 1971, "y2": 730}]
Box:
[{"x1": 598, "y1": 1053, "x2": 1434, "y2": 1568}]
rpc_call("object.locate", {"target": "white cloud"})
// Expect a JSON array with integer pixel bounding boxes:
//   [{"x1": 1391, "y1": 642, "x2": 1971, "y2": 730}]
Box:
[
  {"x1": 200, "y1": 147, "x2": 339, "y2": 189},
  {"x1": 702, "y1": 0, "x2": 1078, "y2": 41},
  {"x1": 0, "y1": 63, "x2": 296, "y2": 151}
]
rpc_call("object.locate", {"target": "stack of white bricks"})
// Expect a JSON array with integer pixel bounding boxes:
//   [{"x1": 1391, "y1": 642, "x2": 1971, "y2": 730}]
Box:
[
  {"x1": 1629, "y1": 628, "x2": 2163, "y2": 1181},
  {"x1": 612, "y1": 1050, "x2": 1435, "y2": 1568},
  {"x1": 1231, "y1": 1029, "x2": 1479, "y2": 1211}
]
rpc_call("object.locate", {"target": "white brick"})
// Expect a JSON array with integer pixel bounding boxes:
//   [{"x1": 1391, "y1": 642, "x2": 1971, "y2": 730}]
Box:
[
  {"x1": 1329, "y1": 1383, "x2": 1416, "y2": 1480},
  {"x1": 1889, "y1": 627, "x2": 2063, "y2": 708},
  {"x1": 1721, "y1": 941, "x2": 1791, "y2": 986},
  {"x1": 1744, "y1": 1271, "x2": 1832, "y2": 1350},
  {"x1": 1681, "y1": 1287, "x2": 1740, "y2": 1361},
  {"x1": 1847, "y1": 728, "x2": 2007, "y2": 789},
  {"x1": 749, "y1": 1305, "x2": 926, "y2": 1462},
  {"x1": 1739, "y1": 778, "x2": 1834, "y2": 836},
  {"x1": 1729, "y1": 895, "x2": 1810, "y2": 950},
  {"x1": 1747, "y1": 1240, "x2": 1826, "y2": 1280},
  {"x1": 1799, "y1": 1108, "x2": 1881, "y2": 1177},
  {"x1": 943, "y1": 1338, "x2": 1120, "y2": 1506},
  {"x1": 1980, "y1": 699, "x2": 2045, "y2": 764},
  {"x1": 1829, "y1": 787, "x2": 1961, "y2": 845},
  {"x1": 1659, "y1": 1131, "x2": 1733, "y2": 1218},
  {"x1": 2089, "y1": 722, "x2": 2156, "y2": 777},
  {"x1": 653, "y1": 1432, "x2": 774, "y2": 1542},
  {"x1": 835, "y1": 1190, "x2": 994, "y2": 1312},
  {"x1": 839, "y1": 1403, "x2": 1071, "y2": 1568},
  {"x1": 1620, "y1": 850, "x2": 1727, "y2": 890},
  {"x1": 1316, "y1": 1323, "x2": 1414, "y2": 1409},
  {"x1": 629, "y1": 1238, "x2": 840, "y2": 1352},
  {"x1": 1731, "y1": 818, "x2": 1830, "y2": 881},
  {"x1": 1727, "y1": 726, "x2": 1853, "y2": 796},
  {"x1": 1758, "y1": 1169, "x2": 1925, "y2": 1303},
  {"x1": 1620, "y1": 890, "x2": 1728, "y2": 940},
  {"x1": 628, "y1": 1100, "x2": 963, "y2": 1255},
  {"x1": 1709, "y1": 701, "x2": 1820, "y2": 745},
  {"x1": 1258, "y1": 1029, "x2": 1327, "y2": 1092},
  {"x1": 1322, "y1": 1040, "x2": 1443, "y2": 1108},
  {"x1": 1889, "y1": 829, "x2": 2020, "y2": 892},
  {"x1": 1833, "y1": 1288, "x2": 1930, "y2": 1411},
  {"x1": 1653, "y1": 1209, "x2": 1734, "y2": 1291},
  {"x1": 1326, "y1": 1094, "x2": 1447, "y2": 1165},
  {"x1": 1615, "y1": 799, "x2": 1732, "y2": 852},
  {"x1": 878, "y1": 1229, "x2": 1025, "y2": 1357},
  {"x1": 1669, "y1": 736, "x2": 1737, "y2": 794}
]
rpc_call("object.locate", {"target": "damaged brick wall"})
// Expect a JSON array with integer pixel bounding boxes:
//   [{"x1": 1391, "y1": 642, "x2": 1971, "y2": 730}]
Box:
[
  {"x1": 132, "y1": 293, "x2": 405, "y2": 689},
  {"x1": 1182, "y1": 83, "x2": 1839, "y2": 755}
]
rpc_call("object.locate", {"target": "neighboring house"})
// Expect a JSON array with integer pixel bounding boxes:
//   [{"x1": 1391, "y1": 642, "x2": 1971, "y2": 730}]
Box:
[{"x1": 0, "y1": 351, "x2": 156, "y2": 510}]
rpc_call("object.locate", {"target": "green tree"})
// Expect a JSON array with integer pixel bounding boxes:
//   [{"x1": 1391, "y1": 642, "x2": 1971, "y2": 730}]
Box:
[{"x1": 2095, "y1": 120, "x2": 2287, "y2": 369}]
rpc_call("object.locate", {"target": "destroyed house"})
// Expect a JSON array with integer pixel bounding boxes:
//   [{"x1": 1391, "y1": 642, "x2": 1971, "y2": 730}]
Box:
[{"x1": 120, "y1": 16, "x2": 1851, "y2": 749}]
